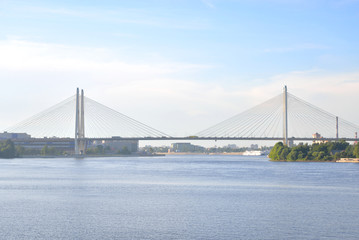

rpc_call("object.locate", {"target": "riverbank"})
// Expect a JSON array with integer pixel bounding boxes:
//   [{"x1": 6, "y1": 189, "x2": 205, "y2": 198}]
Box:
[
  {"x1": 270, "y1": 159, "x2": 336, "y2": 162},
  {"x1": 269, "y1": 141, "x2": 359, "y2": 162},
  {"x1": 161, "y1": 152, "x2": 245, "y2": 155},
  {"x1": 16, "y1": 153, "x2": 165, "y2": 158}
]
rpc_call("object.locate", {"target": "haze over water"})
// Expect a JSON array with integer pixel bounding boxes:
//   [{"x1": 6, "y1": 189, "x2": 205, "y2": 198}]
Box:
[{"x1": 1, "y1": 155, "x2": 358, "y2": 239}]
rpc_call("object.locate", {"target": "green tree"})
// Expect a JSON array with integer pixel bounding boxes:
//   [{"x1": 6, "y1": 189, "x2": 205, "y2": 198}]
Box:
[
  {"x1": 269, "y1": 142, "x2": 283, "y2": 160},
  {"x1": 0, "y1": 140, "x2": 16, "y2": 158},
  {"x1": 105, "y1": 146, "x2": 111, "y2": 153},
  {"x1": 268, "y1": 141, "x2": 355, "y2": 161},
  {"x1": 287, "y1": 150, "x2": 298, "y2": 161},
  {"x1": 41, "y1": 145, "x2": 59, "y2": 156},
  {"x1": 118, "y1": 146, "x2": 131, "y2": 155},
  {"x1": 329, "y1": 140, "x2": 349, "y2": 152},
  {"x1": 15, "y1": 145, "x2": 25, "y2": 157},
  {"x1": 96, "y1": 145, "x2": 104, "y2": 154},
  {"x1": 279, "y1": 146, "x2": 290, "y2": 160},
  {"x1": 354, "y1": 143, "x2": 359, "y2": 158},
  {"x1": 41, "y1": 145, "x2": 49, "y2": 155},
  {"x1": 269, "y1": 142, "x2": 289, "y2": 160},
  {"x1": 86, "y1": 145, "x2": 105, "y2": 155},
  {"x1": 312, "y1": 143, "x2": 329, "y2": 155},
  {"x1": 343, "y1": 145, "x2": 354, "y2": 158},
  {"x1": 291, "y1": 144, "x2": 310, "y2": 160},
  {"x1": 333, "y1": 152, "x2": 341, "y2": 160}
]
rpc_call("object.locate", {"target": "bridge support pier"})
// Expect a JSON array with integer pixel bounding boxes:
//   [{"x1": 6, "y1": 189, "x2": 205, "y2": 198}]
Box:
[
  {"x1": 283, "y1": 85, "x2": 288, "y2": 145},
  {"x1": 75, "y1": 88, "x2": 86, "y2": 155}
]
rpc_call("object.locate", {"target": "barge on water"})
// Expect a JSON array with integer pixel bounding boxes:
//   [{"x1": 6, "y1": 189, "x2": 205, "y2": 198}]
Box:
[{"x1": 336, "y1": 158, "x2": 359, "y2": 163}]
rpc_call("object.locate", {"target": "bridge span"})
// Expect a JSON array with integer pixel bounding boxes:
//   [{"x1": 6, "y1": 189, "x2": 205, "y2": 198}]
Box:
[
  {"x1": 12, "y1": 136, "x2": 359, "y2": 143},
  {"x1": 5, "y1": 86, "x2": 359, "y2": 154}
]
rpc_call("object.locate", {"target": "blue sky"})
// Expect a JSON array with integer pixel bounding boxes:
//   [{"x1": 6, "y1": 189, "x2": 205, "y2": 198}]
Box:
[{"x1": 0, "y1": 0, "x2": 359, "y2": 140}]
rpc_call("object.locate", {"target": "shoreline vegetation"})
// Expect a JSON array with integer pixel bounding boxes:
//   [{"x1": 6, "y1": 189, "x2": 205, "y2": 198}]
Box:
[
  {"x1": 0, "y1": 139, "x2": 161, "y2": 159},
  {"x1": 0, "y1": 140, "x2": 16, "y2": 158},
  {"x1": 0, "y1": 139, "x2": 270, "y2": 159},
  {"x1": 269, "y1": 141, "x2": 359, "y2": 162},
  {"x1": 2, "y1": 139, "x2": 359, "y2": 162}
]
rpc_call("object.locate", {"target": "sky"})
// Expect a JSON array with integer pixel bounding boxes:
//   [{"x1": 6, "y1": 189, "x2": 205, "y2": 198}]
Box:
[{"x1": 0, "y1": 0, "x2": 359, "y2": 145}]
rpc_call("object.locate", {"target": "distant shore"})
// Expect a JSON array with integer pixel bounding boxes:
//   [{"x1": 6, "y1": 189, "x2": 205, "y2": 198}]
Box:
[
  {"x1": 161, "y1": 152, "x2": 245, "y2": 155},
  {"x1": 270, "y1": 159, "x2": 359, "y2": 163},
  {"x1": 270, "y1": 159, "x2": 336, "y2": 162},
  {"x1": 16, "y1": 153, "x2": 165, "y2": 158}
]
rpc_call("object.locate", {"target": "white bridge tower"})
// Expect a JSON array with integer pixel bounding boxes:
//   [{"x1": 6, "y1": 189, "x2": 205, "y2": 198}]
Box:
[
  {"x1": 283, "y1": 85, "x2": 288, "y2": 145},
  {"x1": 75, "y1": 88, "x2": 86, "y2": 155}
]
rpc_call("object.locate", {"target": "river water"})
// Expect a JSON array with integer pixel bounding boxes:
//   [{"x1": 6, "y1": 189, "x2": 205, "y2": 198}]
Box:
[{"x1": 0, "y1": 155, "x2": 358, "y2": 240}]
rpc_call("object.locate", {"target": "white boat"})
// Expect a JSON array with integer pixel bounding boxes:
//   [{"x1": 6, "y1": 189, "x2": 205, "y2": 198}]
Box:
[{"x1": 242, "y1": 150, "x2": 265, "y2": 156}]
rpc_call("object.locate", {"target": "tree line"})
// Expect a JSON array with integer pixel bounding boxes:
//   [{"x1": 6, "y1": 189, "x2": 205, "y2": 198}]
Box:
[
  {"x1": 0, "y1": 140, "x2": 16, "y2": 158},
  {"x1": 0, "y1": 140, "x2": 67, "y2": 158},
  {"x1": 85, "y1": 145, "x2": 131, "y2": 155},
  {"x1": 0, "y1": 139, "x2": 134, "y2": 158},
  {"x1": 269, "y1": 141, "x2": 359, "y2": 161}
]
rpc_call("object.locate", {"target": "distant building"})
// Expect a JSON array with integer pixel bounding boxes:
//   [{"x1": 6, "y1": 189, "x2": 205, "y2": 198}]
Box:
[
  {"x1": 0, "y1": 132, "x2": 31, "y2": 140},
  {"x1": 250, "y1": 144, "x2": 259, "y2": 150},
  {"x1": 14, "y1": 139, "x2": 75, "y2": 151},
  {"x1": 312, "y1": 132, "x2": 327, "y2": 144},
  {"x1": 312, "y1": 132, "x2": 321, "y2": 139},
  {"x1": 288, "y1": 139, "x2": 294, "y2": 147},
  {"x1": 89, "y1": 139, "x2": 138, "y2": 153},
  {"x1": 171, "y1": 142, "x2": 205, "y2": 152},
  {"x1": 0, "y1": 132, "x2": 73, "y2": 152},
  {"x1": 227, "y1": 144, "x2": 238, "y2": 149}
]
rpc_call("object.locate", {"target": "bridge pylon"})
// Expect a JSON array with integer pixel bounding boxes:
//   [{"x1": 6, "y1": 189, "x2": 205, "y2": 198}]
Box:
[
  {"x1": 75, "y1": 88, "x2": 86, "y2": 155},
  {"x1": 283, "y1": 85, "x2": 288, "y2": 145}
]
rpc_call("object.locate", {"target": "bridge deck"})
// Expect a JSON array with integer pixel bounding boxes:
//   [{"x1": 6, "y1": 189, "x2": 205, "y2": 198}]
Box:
[{"x1": 11, "y1": 137, "x2": 359, "y2": 142}]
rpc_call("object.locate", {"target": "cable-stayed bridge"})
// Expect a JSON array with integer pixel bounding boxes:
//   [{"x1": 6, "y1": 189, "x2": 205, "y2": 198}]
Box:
[{"x1": 4, "y1": 86, "x2": 359, "y2": 154}]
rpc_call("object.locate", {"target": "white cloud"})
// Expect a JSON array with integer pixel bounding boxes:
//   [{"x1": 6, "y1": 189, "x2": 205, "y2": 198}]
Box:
[{"x1": 0, "y1": 39, "x2": 209, "y2": 74}]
